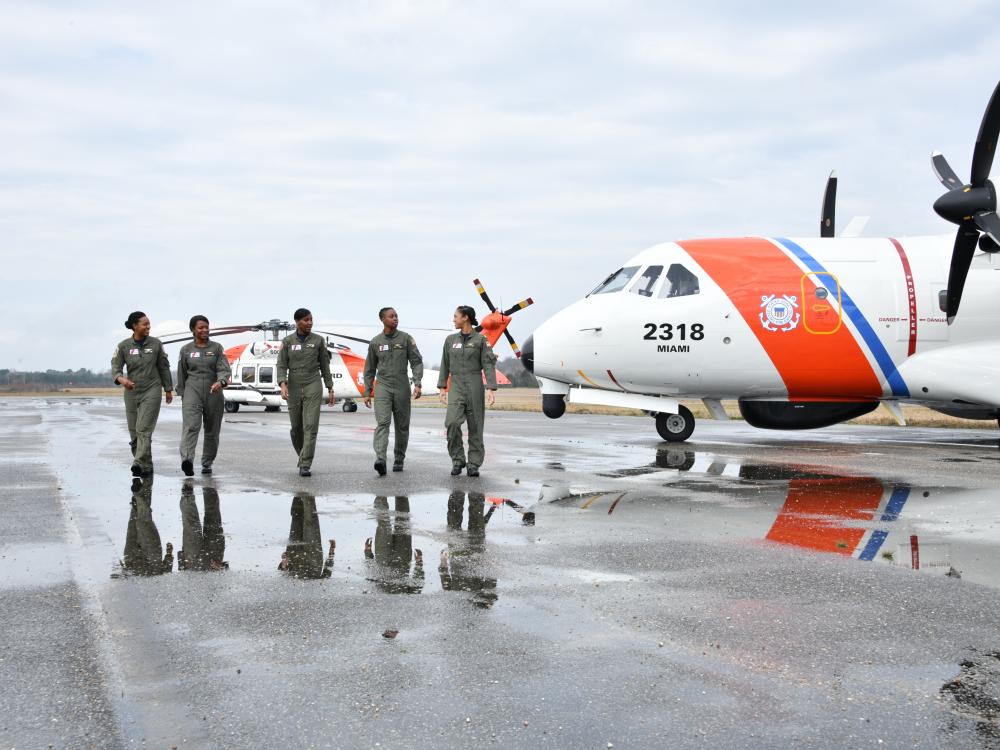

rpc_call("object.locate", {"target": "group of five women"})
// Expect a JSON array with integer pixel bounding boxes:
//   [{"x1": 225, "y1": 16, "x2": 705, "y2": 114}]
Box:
[{"x1": 111, "y1": 306, "x2": 498, "y2": 478}]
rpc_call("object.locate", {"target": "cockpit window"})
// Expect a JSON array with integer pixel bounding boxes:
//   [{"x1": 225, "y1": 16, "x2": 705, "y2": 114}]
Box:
[
  {"x1": 589, "y1": 266, "x2": 640, "y2": 295},
  {"x1": 659, "y1": 264, "x2": 700, "y2": 298},
  {"x1": 629, "y1": 265, "x2": 663, "y2": 297}
]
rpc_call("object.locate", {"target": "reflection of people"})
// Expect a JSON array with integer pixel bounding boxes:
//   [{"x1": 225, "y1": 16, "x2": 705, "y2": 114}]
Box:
[
  {"x1": 362, "y1": 308, "x2": 424, "y2": 475},
  {"x1": 276, "y1": 308, "x2": 336, "y2": 477},
  {"x1": 439, "y1": 491, "x2": 498, "y2": 608},
  {"x1": 179, "y1": 484, "x2": 227, "y2": 571},
  {"x1": 118, "y1": 477, "x2": 173, "y2": 576},
  {"x1": 364, "y1": 496, "x2": 424, "y2": 594},
  {"x1": 279, "y1": 494, "x2": 335, "y2": 579},
  {"x1": 177, "y1": 315, "x2": 232, "y2": 477},
  {"x1": 111, "y1": 311, "x2": 174, "y2": 477},
  {"x1": 437, "y1": 306, "x2": 498, "y2": 477}
]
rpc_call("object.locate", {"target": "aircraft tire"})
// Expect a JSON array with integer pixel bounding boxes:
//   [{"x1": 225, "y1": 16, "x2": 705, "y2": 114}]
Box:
[
  {"x1": 342, "y1": 401, "x2": 359, "y2": 413},
  {"x1": 655, "y1": 406, "x2": 694, "y2": 442},
  {"x1": 224, "y1": 402, "x2": 240, "y2": 413},
  {"x1": 264, "y1": 405, "x2": 280, "y2": 413}
]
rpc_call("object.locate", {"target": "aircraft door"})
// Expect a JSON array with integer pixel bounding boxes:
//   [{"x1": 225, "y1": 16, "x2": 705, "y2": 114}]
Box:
[{"x1": 800, "y1": 272, "x2": 842, "y2": 334}]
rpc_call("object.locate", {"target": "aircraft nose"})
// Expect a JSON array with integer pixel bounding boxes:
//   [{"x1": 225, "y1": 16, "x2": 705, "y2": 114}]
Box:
[{"x1": 522, "y1": 334, "x2": 534, "y2": 373}]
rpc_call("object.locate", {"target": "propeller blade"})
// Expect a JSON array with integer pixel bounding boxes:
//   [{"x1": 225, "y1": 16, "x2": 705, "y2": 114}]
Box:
[
  {"x1": 931, "y1": 151, "x2": 963, "y2": 190},
  {"x1": 502, "y1": 329, "x2": 522, "y2": 358},
  {"x1": 161, "y1": 335, "x2": 194, "y2": 345},
  {"x1": 501, "y1": 298, "x2": 534, "y2": 317},
  {"x1": 473, "y1": 278, "x2": 498, "y2": 313},
  {"x1": 945, "y1": 222, "x2": 980, "y2": 324},
  {"x1": 974, "y1": 210, "x2": 1000, "y2": 243},
  {"x1": 971, "y1": 80, "x2": 1000, "y2": 187},
  {"x1": 820, "y1": 170, "x2": 837, "y2": 238},
  {"x1": 314, "y1": 330, "x2": 371, "y2": 345}
]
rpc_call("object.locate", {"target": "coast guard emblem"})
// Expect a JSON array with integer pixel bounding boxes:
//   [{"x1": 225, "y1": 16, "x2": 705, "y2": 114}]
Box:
[{"x1": 759, "y1": 294, "x2": 800, "y2": 332}]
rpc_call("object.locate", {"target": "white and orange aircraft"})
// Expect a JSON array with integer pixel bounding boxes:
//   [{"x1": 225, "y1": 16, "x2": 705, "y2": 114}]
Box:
[
  {"x1": 161, "y1": 280, "x2": 529, "y2": 412},
  {"x1": 523, "y1": 82, "x2": 1000, "y2": 442}
]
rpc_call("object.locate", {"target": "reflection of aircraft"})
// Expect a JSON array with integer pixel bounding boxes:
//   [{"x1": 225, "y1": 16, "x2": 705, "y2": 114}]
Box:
[
  {"x1": 115, "y1": 477, "x2": 173, "y2": 577},
  {"x1": 179, "y1": 484, "x2": 227, "y2": 572},
  {"x1": 279, "y1": 494, "x2": 334, "y2": 580},
  {"x1": 539, "y1": 458, "x2": 1000, "y2": 586},
  {"x1": 439, "y1": 491, "x2": 498, "y2": 608},
  {"x1": 524, "y1": 81, "x2": 1000, "y2": 442},
  {"x1": 364, "y1": 496, "x2": 424, "y2": 594}
]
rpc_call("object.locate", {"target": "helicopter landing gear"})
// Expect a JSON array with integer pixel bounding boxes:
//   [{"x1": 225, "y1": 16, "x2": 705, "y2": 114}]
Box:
[
  {"x1": 342, "y1": 400, "x2": 359, "y2": 413},
  {"x1": 224, "y1": 401, "x2": 240, "y2": 413},
  {"x1": 264, "y1": 405, "x2": 280, "y2": 413},
  {"x1": 655, "y1": 405, "x2": 695, "y2": 442}
]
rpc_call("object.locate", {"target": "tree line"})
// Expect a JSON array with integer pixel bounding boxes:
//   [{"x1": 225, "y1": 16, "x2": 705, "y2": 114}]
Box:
[{"x1": 0, "y1": 368, "x2": 112, "y2": 389}]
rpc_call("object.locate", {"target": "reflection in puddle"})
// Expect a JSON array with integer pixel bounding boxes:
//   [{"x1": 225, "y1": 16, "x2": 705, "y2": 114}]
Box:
[
  {"x1": 279, "y1": 495, "x2": 335, "y2": 580},
  {"x1": 542, "y1": 454, "x2": 1000, "y2": 589},
  {"x1": 365, "y1": 497, "x2": 424, "y2": 594},
  {"x1": 440, "y1": 492, "x2": 498, "y2": 609},
  {"x1": 179, "y1": 484, "x2": 227, "y2": 572},
  {"x1": 114, "y1": 477, "x2": 173, "y2": 577}
]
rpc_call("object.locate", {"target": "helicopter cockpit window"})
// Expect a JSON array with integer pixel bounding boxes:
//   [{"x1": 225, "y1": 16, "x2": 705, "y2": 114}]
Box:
[
  {"x1": 589, "y1": 266, "x2": 640, "y2": 296},
  {"x1": 658, "y1": 263, "x2": 700, "y2": 298},
  {"x1": 241, "y1": 366, "x2": 256, "y2": 384},
  {"x1": 628, "y1": 265, "x2": 663, "y2": 297},
  {"x1": 258, "y1": 366, "x2": 274, "y2": 385}
]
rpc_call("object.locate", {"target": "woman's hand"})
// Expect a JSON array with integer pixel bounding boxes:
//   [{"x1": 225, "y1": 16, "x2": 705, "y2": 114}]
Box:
[
  {"x1": 439, "y1": 390, "x2": 448, "y2": 405},
  {"x1": 210, "y1": 382, "x2": 223, "y2": 395},
  {"x1": 117, "y1": 377, "x2": 135, "y2": 390},
  {"x1": 412, "y1": 385, "x2": 422, "y2": 400},
  {"x1": 327, "y1": 391, "x2": 337, "y2": 407},
  {"x1": 486, "y1": 390, "x2": 496, "y2": 407},
  {"x1": 280, "y1": 383, "x2": 289, "y2": 400},
  {"x1": 165, "y1": 391, "x2": 174, "y2": 405}
]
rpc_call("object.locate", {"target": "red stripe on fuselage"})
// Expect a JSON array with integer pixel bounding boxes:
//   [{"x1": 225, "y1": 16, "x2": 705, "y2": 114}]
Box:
[
  {"x1": 889, "y1": 238, "x2": 917, "y2": 357},
  {"x1": 678, "y1": 238, "x2": 882, "y2": 400}
]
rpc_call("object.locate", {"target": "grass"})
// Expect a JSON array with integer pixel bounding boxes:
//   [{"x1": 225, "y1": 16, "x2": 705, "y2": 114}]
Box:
[{"x1": 2, "y1": 386, "x2": 993, "y2": 429}]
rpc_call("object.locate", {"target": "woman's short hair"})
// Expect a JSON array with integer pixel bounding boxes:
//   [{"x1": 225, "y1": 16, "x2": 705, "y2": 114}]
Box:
[
  {"x1": 189, "y1": 315, "x2": 209, "y2": 331},
  {"x1": 293, "y1": 308, "x2": 312, "y2": 322}
]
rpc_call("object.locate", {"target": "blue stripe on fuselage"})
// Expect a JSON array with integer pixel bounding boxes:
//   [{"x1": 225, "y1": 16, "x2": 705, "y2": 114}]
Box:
[{"x1": 775, "y1": 238, "x2": 909, "y2": 398}]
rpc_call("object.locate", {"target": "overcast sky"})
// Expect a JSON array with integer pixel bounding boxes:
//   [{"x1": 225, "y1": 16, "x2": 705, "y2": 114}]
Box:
[{"x1": 2, "y1": 0, "x2": 998, "y2": 371}]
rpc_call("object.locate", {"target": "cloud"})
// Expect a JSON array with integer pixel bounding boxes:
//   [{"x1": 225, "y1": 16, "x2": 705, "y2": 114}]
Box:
[{"x1": 1, "y1": 0, "x2": 998, "y2": 369}]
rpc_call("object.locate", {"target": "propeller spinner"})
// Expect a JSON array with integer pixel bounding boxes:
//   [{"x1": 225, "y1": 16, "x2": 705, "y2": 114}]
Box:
[{"x1": 472, "y1": 278, "x2": 533, "y2": 358}]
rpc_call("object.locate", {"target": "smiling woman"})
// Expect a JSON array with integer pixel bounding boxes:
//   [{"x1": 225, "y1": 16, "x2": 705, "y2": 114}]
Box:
[{"x1": 110, "y1": 311, "x2": 174, "y2": 477}]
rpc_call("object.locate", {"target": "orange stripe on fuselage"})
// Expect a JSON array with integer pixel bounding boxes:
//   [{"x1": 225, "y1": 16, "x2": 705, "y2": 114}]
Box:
[
  {"x1": 678, "y1": 238, "x2": 881, "y2": 400},
  {"x1": 766, "y1": 477, "x2": 883, "y2": 555}
]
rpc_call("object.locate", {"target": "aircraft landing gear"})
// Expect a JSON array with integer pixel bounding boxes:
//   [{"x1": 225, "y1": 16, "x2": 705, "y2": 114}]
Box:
[
  {"x1": 264, "y1": 405, "x2": 280, "y2": 413},
  {"x1": 224, "y1": 402, "x2": 240, "y2": 413},
  {"x1": 655, "y1": 405, "x2": 695, "y2": 442},
  {"x1": 342, "y1": 400, "x2": 359, "y2": 413}
]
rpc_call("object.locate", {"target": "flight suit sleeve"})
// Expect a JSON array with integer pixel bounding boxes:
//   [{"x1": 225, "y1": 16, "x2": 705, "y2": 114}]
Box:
[
  {"x1": 481, "y1": 338, "x2": 498, "y2": 390},
  {"x1": 215, "y1": 345, "x2": 231, "y2": 386},
  {"x1": 277, "y1": 343, "x2": 289, "y2": 385},
  {"x1": 111, "y1": 343, "x2": 125, "y2": 385},
  {"x1": 176, "y1": 348, "x2": 187, "y2": 394},
  {"x1": 408, "y1": 335, "x2": 424, "y2": 388},
  {"x1": 318, "y1": 338, "x2": 334, "y2": 391},
  {"x1": 437, "y1": 340, "x2": 450, "y2": 390},
  {"x1": 157, "y1": 342, "x2": 174, "y2": 392},
  {"x1": 363, "y1": 341, "x2": 377, "y2": 397}
]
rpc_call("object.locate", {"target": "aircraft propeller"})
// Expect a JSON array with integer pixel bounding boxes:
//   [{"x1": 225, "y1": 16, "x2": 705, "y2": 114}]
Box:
[
  {"x1": 930, "y1": 80, "x2": 1000, "y2": 324},
  {"x1": 473, "y1": 278, "x2": 533, "y2": 358},
  {"x1": 820, "y1": 170, "x2": 837, "y2": 238}
]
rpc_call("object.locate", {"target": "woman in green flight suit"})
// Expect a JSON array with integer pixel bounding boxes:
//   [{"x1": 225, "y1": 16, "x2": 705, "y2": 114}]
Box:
[
  {"x1": 177, "y1": 315, "x2": 232, "y2": 477},
  {"x1": 111, "y1": 311, "x2": 174, "y2": 477},
  {"x1": 277, "y1": 308, "x2": 336, "y2": 477},
  {"x1": 437, "y1": 305, "x2": 498, "y2": 477}
]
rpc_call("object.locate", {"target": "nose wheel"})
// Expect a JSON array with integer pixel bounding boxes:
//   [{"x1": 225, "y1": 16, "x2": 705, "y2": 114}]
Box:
[
  {"x1": 655, "y1": 405, "x2": 695, "y2": 442},
  {"x1": 342, "y1": 399, "x2": 358, "y2": 413}
]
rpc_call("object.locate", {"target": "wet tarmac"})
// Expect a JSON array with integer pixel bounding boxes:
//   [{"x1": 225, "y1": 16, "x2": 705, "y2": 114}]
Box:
[{"x1": 2, "y1": 397, "x2": 1000, "y2": 748}]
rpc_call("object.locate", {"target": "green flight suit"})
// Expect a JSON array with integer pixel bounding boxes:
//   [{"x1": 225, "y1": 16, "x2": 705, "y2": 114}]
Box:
[
  {"x1": 111, "y1": 336, "x2": 173, "y2": 471},
  {"x1": 363, "y1": 330, "x2": 424, "y2": 463},
  {"x1": 437, "y1": 331, "x2": 498, "y2": 468},
  {"x1": 277, "y1": 333, "x2": 334, "y2": 469},
  {"x1": 177, "y1": 341, "x2": 232, "y2": 469}
]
